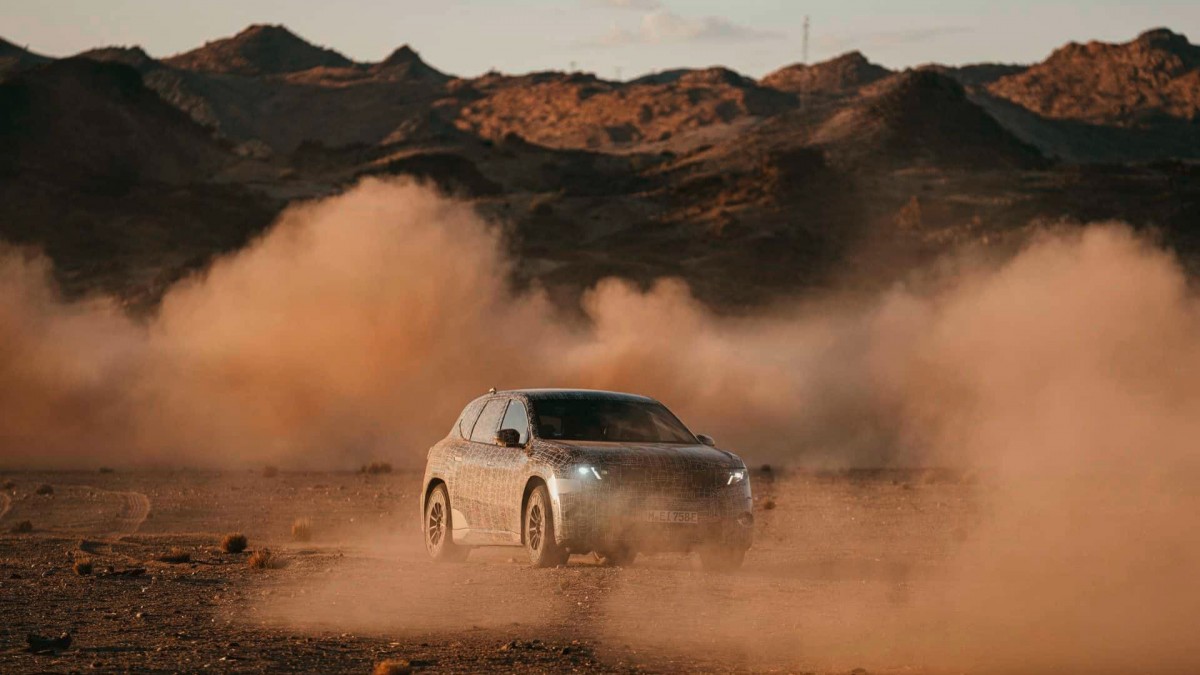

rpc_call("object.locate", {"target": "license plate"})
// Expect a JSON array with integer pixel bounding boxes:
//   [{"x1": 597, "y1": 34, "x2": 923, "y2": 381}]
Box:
[{"x1": 645, "y1": 510, "x2": 699, "y2": 524}]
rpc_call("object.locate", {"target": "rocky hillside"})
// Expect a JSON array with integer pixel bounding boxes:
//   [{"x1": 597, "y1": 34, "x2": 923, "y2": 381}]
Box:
[
  {"x1": 163, "y1": 24, "x2": 354, "y2": 76},
  {"x1": 0, "y1": 58, "x2": 229, "y2": 183},
  {"x1": 43, "y1": 25, "x2": 1200, "y2": 164},
  {"x1": 371, "y1": 45, "x2": 450, "y2": 82},
  {"x1": 813, "y1": 70, "x2": 1046, "y2": 170},
  {"x1": 79, "y1": 41, "x2": 451, "y2": 153},
  {"x1": 761, "y1": 51, "x2": 891, "y2": 96},
  {"x1": 2, "y1": 25, "x2": 1200, "y2": 309},
  {"x1": 0, "y1": 58, "x2": 275, "y2": 306},
  {"x1": 988, "y1": 28, "x2": 1200, "y2": 126},
  {"x1": 454, "y1": 68, "x2": 794, "y2": 151},
  {"x1": 0, "y1": 37, "x2": 50, "y2": 77}
]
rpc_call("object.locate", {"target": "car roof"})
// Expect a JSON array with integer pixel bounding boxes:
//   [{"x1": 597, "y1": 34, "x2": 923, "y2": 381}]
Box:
[{"x1": 497, "y1": 388, "x2": 657, "y2": 403}]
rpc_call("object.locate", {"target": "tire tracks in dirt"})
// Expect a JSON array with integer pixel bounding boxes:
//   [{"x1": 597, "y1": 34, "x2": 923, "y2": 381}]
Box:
[
  {"x1": 73, "y1": 485, "x2": 153, "y2": 535},
  {"x1": 113, "y1": 490, "x2": 152, "y2": 534}
]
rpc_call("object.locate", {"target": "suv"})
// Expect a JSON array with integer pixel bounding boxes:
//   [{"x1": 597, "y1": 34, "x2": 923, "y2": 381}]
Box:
[{"x1": 420, "y1": 389, "x2": 753, "y2": 570}]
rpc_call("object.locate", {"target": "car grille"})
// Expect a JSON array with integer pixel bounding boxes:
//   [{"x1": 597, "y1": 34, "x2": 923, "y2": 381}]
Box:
[{"x1": 597, "y1": 464, "x2": 728, "y2": 503}]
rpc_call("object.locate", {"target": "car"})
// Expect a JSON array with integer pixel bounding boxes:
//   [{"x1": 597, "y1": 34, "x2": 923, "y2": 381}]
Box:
[{"x1": 420, "y1": 388, "x2": 753, "y2": 570}]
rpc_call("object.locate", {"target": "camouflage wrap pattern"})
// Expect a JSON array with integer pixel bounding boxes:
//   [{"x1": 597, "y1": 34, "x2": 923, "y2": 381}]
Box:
[{"x1": 420, "y1": 389, "x2": 753, "y2": 553}]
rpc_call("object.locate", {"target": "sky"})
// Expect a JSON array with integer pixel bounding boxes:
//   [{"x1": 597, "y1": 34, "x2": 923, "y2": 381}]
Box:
[{"x1": 2, "y1": 0, "x2": 1198, "y2": 79}]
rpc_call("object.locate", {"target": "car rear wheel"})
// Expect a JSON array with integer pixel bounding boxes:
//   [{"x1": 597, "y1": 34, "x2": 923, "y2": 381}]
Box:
[
  {"x1": 524, "y1": 485, "x2": 568, "y2": 568},
  {"x1": 698, "y1": 545, "x2": 745, "y2": 572},
  {"x1": 594, "y1": 547, "x2": 638, "y2": 567},
  {"x1": 425, "y1": 484, "x2": 467, "y2": 562}
]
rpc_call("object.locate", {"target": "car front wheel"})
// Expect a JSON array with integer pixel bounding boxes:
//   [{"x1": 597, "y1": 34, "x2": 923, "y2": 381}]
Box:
[
  {"x1": 425, "y1": 484, "x2": 467, "y2": 562},
  {"x1": 524, "y1": 485, "x2": 568, "y2": 568}
]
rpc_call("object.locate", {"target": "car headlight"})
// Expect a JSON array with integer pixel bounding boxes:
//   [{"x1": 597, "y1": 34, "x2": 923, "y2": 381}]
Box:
[
  {"x1": 726, "y1": 469, "x2": 746, "y2": 486},
  {"x1": 575, "y1": 465, "x2": 604, "y2": 480}
]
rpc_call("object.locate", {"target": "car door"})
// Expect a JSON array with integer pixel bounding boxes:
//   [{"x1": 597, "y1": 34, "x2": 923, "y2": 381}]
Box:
[
  {"x1": 481, "y1": 398, "x2": 532, "y2": 539},
  {"x1": 441, "y1": 398, "x2": 484, "y2": 537},
  {"x1": 455, "y1": 397, "x2": 507, "y2": 536}
]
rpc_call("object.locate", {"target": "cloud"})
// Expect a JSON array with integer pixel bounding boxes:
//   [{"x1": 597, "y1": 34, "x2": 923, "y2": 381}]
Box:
[
  {"x1": 585, "y1": 0, "x2": 663, "y2": 9},
  {"x1": 591, "y1": 9, "x2": 784, "y2": 46},
  {"x1": 817, "y1": 26, "x2": 972, "y2": 53}
]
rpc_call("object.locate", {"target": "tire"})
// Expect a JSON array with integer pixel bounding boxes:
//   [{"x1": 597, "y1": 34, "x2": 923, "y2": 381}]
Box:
[
  {"x1": 698, "y1": 545, "x2": 745, "y2": 572},
  {"x1": 594, "y1": 547, "x2": 638, "y2": 567},
  {"x1": 524, "y1": 484, "x2": 568, "y2": 568},
  {"x1": 424, "y1": 484, "x2": 467, "y2": 562}
]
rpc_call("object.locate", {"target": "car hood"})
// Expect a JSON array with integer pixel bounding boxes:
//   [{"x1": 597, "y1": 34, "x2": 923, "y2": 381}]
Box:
[{"x1": 545, "y1": 440, "x2": 742, "y2": 470}]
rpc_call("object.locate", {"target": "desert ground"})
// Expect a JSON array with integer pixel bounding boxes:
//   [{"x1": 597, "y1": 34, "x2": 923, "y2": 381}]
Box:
[{"x1": 0, "y1": 467, "x2": 976, "y2": 673}]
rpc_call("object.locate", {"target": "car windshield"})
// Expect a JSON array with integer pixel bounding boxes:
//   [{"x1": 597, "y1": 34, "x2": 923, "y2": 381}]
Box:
[{"x1": 530, "y1": 398, "x2": 697, "y2": 444}]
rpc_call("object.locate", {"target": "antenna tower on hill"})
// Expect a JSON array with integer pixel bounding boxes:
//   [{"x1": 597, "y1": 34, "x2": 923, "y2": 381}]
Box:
[
  {"x1": 803, "y1": 15, "x2": 810, "y2": 67},
  {"x1": 801, "y1": 15, "x2": 811, "y2": 117}
]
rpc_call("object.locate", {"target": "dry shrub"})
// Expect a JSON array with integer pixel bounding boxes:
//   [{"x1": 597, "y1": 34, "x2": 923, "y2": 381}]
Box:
[
  {"x1": 35, "y1": 484, "x2": 53, "y2": 495},
  {"x1": 361, "y1": 461, "x2": 393, "y2": 475},
  {"x1": 291, "y1": 518, "x2": 313, "y2": 542},
  {"x1": 1, "y1": 480, "x2": 14, "y2": 490},
  {"x1": 373, "y1": 659, "x2": 412, "y2": 675},
  {"x1": 761, "y1": 498, "x2": 777, "y2": 510},
  {"x1": 262, "y1": 465, "x2": 279, "y2": 478},
  {"x1": 10, "y1": 520, "x2": 33, "y2": 534},
  {"x1": 221, "y1": 533, "x2": 248, "y2": 554},
  {"x1": 158, "y1": 548, "x2": 191, "y2": 564},
  {"x1": 248, "y1": 549, "x2": 284, "y2": 570},
  {"x1": 73, "y1": 559, "x2": 93, "y2": 576},
  {"x1": 98, "y1": 467, "x2": 115, "y2": 474}
]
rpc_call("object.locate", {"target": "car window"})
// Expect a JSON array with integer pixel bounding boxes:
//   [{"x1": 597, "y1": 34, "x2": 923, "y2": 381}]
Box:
[
  {"x1": 500, "y1": 399, "x2": 530, "y2": 445},
  {"x1": 457, "y1": 399, "x2": 486, "y2": 439},
  {"x1": 469, "y1": 399, "x2": 507, "y2": 444},
  {"x1": 530, "y1": 398, "x2": 696, "y2": 444}
]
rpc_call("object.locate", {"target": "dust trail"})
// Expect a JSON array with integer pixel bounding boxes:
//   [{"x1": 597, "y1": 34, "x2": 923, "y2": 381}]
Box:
[
  {"x1": 600, "y1": 226, "x2": 1200, "y2": 674},
  {"x1": 873, "y1": 227, "x2": 1200, "y2": 673},
  {"x1": 1, "y1": 179, "x2": 1199, "y2": 671},
  {"x1": 0, "y1": 179, "x2": 895, "y2": 468}
]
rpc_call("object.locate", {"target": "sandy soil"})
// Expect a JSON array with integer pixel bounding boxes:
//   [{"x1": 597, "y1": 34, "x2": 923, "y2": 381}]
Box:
[{"x1": 0, "y1": 468, "x2": 977, "y2": 673}]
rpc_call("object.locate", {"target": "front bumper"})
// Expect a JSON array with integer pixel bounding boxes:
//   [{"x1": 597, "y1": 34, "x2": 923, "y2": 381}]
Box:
[{"x1": 551, "y1": 474, "x2": 753, "y2": 553}]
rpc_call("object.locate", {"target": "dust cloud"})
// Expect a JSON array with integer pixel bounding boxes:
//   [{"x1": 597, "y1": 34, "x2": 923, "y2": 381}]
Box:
[
  {"x1": 591, "y1": 226, "x2": 1200, "y2": 673},
  {"x1": 0, "y1": 178, "x2": 898, "y2": 468},
  {"x1": 3, "y1": 179, "x2": 1200, "y2": 671},
  {"x1": 878, "y1": 227, "x2": 1200, "y2": 672}
]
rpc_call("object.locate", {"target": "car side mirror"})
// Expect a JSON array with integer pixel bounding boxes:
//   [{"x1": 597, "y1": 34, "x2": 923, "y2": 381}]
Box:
[
  {"x1": 496, "y1": 428, "x2": 522, "y2": 447},
  {"x1": 697, "y1": 434, "x2": 716, "y2": 447}
]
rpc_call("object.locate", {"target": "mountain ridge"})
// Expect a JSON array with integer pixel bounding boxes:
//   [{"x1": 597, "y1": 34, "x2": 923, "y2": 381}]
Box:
[
  {"x1": 988, "y1": 28, "x2": 1200, "y2": 126},
  {"x1": 163, "y1": 24, "x2": 355, "y2": 76},
  {"x1": 3, "y1": 25, "x2": 1200, "y2": 310}
]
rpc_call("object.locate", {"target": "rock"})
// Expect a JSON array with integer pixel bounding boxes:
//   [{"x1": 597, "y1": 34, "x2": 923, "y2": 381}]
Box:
[
  {"x1": 372, "y1": 658, "x2": 411, "y2": 675},
  {"x1": 26, "y1": 632, "x2": 71, "y2": 654},
  {"x1": 102, "y1": 567, "x2": 146, "y2": 578}
]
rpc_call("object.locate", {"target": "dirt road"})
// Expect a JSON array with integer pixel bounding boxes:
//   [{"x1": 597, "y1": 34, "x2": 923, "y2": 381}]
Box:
[{"x1": 0, "y1": 469, "x2": 975, "y2": 673}]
